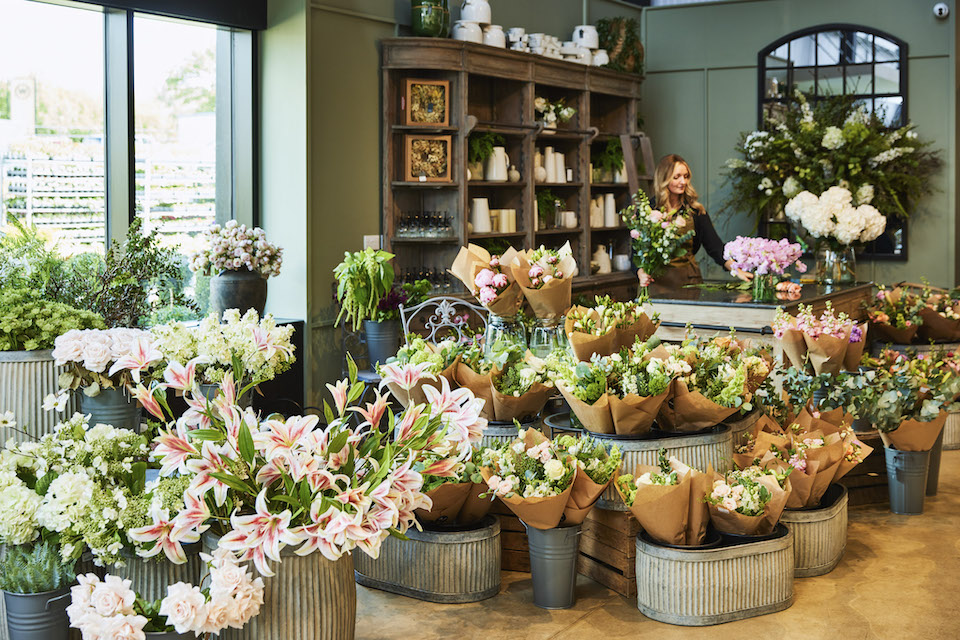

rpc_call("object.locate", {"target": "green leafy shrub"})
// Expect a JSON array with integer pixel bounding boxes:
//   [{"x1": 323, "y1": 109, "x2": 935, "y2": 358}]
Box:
[
  {"x1": 0, "y1": 540, "x2": 76, "y2": 594},
  {"x1": 334, "y1": 248, "x2": 395, "y2": 329},
  {"x1": 0, "y1": 289, "x2": 105, "y2": 351},
  {"x1": 468, "y1": 132, "x2": 505, "y2": 165}
]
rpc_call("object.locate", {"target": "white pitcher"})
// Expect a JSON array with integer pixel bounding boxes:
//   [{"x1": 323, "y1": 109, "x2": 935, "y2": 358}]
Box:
[
  {"x1": 484, "y1": 146, "x2": 509, "y2": 182},
  {"x1": 452, "y1": 20, "x2": 483, "y2": 43},
  {"x1": 573, "y1": 25, "x2": 599, "y2": 49},
  {"x1": 460, "y1": 0, "x2": 491, "y2": 25},
  {"x1": 593, "y1": 244, "x2": 612, "y2": 274},
  {"x1": 471, "y1": 198, "x2": 491, "y2": 233}
]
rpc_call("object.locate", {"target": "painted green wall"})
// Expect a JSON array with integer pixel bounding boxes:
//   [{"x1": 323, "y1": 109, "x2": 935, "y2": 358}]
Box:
[{"x1": 640, "y1": 0, "x2": 957, "y2": 287}]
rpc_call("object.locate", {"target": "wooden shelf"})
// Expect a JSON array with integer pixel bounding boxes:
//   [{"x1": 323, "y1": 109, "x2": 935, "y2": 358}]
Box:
[
  {"x1": 590, "y1": 183, "x2": 630, "y2": 189},
  {"x1": 469, "y1": 232, "x2": 527, "y2": 240},
  {"x1": 468, "y1": 181, "x2": 526, "y2": 187},
  {"x1": 536, "y1": 131, "x2": 584, "y2": 140},
  {"x1": 536, "y1": 182, "x2": 583, "y2": 188},
  {"x1": 391, "y1": 181, "x2": 460, "y2": 189},
  {"x1": 536, "y1": 228, "x2": 581, "y2": 235},
  {"x1": 471, "y1": 123, "x2": 533, "y2": 136},
  {"x1": 390, "y1": 236, "x2": 460, "y2": 244},
  {"x1": 591, "y1": 225, "x2": 628, "y2": 231},
  {"x1": 391, "y1": 125, "x2": 458, "y2": 133}
]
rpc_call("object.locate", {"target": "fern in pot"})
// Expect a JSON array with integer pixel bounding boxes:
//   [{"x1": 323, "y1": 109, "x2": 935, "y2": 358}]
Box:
[
  {"x1": 0, "y1": 541, "x2": 76, "y2": 640},
  {"x1": 334, "y1": 248, "x2": 401, "y2": 367},
  {"x1": 468, "y1": 132, "x2": 505, "y2": 181},
  {"x1": 592, "y1": 138, "x2": 625, "y2": 184}
]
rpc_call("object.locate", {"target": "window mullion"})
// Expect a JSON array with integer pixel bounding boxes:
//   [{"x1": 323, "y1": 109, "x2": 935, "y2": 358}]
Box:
[{"x1": 103, "y1": 8, "x2": 134, "y2": 245}]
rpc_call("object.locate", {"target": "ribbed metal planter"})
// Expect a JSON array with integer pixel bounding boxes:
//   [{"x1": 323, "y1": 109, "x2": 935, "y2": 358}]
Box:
[
  {"x1": 111, "y1": 547, "x2": 203, "y2": 602},
  {"x1": 354, "y1": 515, "x2": 500, "y2": 603},
  {"x1": 780, "y1": 484, "x2": 848, "y2": 577},
  {"x1": 480, "y1": 417, "x2": 540, "y2": 449},
  {"x1": 724, "y1": 409, "x2": 762, "y2": 449},
  {"x1": 871, "y1": 341, "x2": 960, "y2": 357},
  {"x1": 79, "y1": 387, "x2": 140, "y2": 431},
  {"x1": 0, "y1": 350, "x2": 77, "y2": 443},
  {"x1": 145, "y1": 633, "x2": 192, "y2": 639},
  {"x1": 539, "y1": 414, "x2": 731, "y2": 511},
  {"x1": 635, "y1": 525, "x2": 794, "y2": 626},
  {"x1": 203, "y1": 535, "x2": 355, "y2": 640},
  {"x1": 943, "y1": 411, "x2": 960, "y2": 450}
]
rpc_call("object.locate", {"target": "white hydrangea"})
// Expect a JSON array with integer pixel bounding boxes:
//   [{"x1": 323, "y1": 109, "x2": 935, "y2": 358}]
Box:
[
  {"x1": 844, "y1": 107, "x2": 869, "y2": 127},
  {"x1": 0, "y1": 481, "x2": 41, "y2": 545},
  {"x1": 36, "y1": 470, "x2": 95, "y2": 532},
  {"x1": 834, "y1": 206, "x2": 866, "y2": 245},
  {"x1": 782, "y1": 176, "x2": 803, "y2": 198},
  {"x1": 855, "y1": 184, "x2": 875, "y2": 205},
  {"x1": 784, "y1": 190, "x2": 819, "y2": 224},
  {"x1": 821, "y1": 126, "x2": 845, "y2": 150},
  {"x1": 858, "y1": 204, "x2": 887, "y2": 242}
]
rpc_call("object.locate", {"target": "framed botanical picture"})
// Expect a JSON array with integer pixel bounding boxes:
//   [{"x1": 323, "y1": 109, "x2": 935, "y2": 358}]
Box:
[
  {"x1": 404, "y1": 78, "x2": 450, "y2": 127},
  {"x1": 403, "y1": 134, "x2": 452, "y2": 182}
]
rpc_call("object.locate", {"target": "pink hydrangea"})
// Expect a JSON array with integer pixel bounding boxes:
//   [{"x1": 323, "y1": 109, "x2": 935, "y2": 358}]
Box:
[{"x1": 630, "y1": 229, "x2": 640, "y2": 239}]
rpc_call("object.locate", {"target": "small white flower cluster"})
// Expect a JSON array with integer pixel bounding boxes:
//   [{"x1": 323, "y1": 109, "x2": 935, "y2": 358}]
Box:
[
  {"x1": 190, "y1": 220, "x2": 283, "y2": 278},
  {"x1": 868, "y1": 146, "x2": 912, "y2": 168},
  {"x1": 0, "y1": 468, "x2": 42, "y2": 545},
  {"x1": 821, "y1": 125, "x2": 845, "y2": 150},
  {"x1": 782, "y1": 175, "x2": 803, "y2": 198},
  {"x1": 785, "y1": 186, "x2": 886, "y2": 245}
]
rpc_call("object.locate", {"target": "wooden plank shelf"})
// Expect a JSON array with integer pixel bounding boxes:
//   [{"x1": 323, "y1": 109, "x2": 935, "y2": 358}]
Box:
[
  {"x1": 467, "y1": 181, "x2": 526, "y2": 187},
  {"x1": 590, "y1": 183, "x2": 631, "y2": 188},
  {"x1": 469, "y1": 232, "x2": 527, "y2": 240},
  {"x1": 535, "y1": 228, "x2": 581, "y2": 235},
  {"x1": 391, "y1": 125, "x2": 458, "y2": 133},
  {"x1": 535, "y1": 182, "x2": 583, "y2": 188},
  {"x1": 391, "y1": 181, "x2": 459, "y2": 189},
  {"x1": 389, "y1": 236, "x2": 459, "y2": 244}
]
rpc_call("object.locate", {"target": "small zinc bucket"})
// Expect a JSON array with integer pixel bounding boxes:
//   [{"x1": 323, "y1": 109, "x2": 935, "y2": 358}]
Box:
[
  {"x1": 3, "y1": 589, "x2": 70, "y2": 640},
  {"x1": 79, "y1": 387, "x2": 141, "y2": 431},
  {"x1": 884, "y1": 447, "x2": 931, "y2": 515},
  {"x1": 524, "y1": 523, "x2": 581, "y2": 610}
]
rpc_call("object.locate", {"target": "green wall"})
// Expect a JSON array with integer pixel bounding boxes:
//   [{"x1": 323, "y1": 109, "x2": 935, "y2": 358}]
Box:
[{"x1": 640, "y1": 0, "x2": 957, "y2": 287}]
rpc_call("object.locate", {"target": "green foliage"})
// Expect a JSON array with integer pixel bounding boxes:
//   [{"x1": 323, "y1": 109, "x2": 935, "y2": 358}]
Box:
[
  {"x1": 596, "y1": 17, "x2": 643, "y2": 74},
  {"x1": 334, "y1": 248, "x2": 395, "y2": 329},
  {"x1": 0, "y1": 288, "x2": 105, "y2": 351},
  {"x1": 592, "y1": 138, "x2": 624, "y2": 175},
  {"x1": 468, "y1": 132, "x2": 505, "y2": 165},
  {"x1": 0, "y1": 81, "x2": 9, "y2": 119},
  {"x1": 0, "y1": 540, "x2": 76, "y2": 594},
  {"x1": 536, "y1": 189, "x2": 560, "y2": 226},
  {"x1": 160, "y1": 48, "x2": 216, "y2": 113}
]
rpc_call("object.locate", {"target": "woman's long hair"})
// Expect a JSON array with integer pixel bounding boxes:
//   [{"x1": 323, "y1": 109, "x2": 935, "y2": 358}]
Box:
[{"x1": 654, "y1": 154, "x2": 706, "y2": 215}]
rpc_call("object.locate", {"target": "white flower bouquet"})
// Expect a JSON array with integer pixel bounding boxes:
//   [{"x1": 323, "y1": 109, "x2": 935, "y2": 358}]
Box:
[
  {"x1": 705, "y1": 466, "x2": 791, "y2": 536},
  {"x1": 52, "y1": 328, "x2": 162, "y2": 396},
  {"x1": 554, "y1": 434, "x2": 621, "y2": 524},
  {"x1": 785, "y1": 185, "x2": 886, "y2": 249},
  {"x1": 189, "y1": 220, "x2": 283, "y2": 278}
]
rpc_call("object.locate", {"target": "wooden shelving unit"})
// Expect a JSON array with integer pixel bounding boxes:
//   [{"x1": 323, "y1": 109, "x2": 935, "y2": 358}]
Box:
[{"x1": 381, "y1": 38, "x2": 648, "y2": 299}]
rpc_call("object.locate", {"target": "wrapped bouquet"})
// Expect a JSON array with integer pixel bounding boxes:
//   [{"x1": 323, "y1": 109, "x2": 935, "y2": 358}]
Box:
[
  {"x1": 509, "y1": 242, "x2": 579, "y2": 320},
  {"x1": 615, "y1": 450, "x2": 712, "y2": 546},
  {"x1": 705, "y1": 466, "x2": 791, "y2": 536},
  {"x1": 450, "y1": 244, "x2": 523, "y2": 316},
  {"x1": 773, "y1": 303, "x2": 863, "y2": 375},
  {"x1": 621, "y1": 190, "x2": 696, "y2": 291},
  {"x1": 480, "y1": 429, "x2": 577, "y2": 530},
  {"x1": 917, "y1": 284, "x2": 960, "y2": 342},
  {"x1": 554, "y1": 434, "x2": 622, "y2": 524},
  {"x1": 490, "y1": 347, "x2": 554, "y2": 421},
  {"x1": 864, "y1": 285, "x2": 924, "y2": 344},
  {"x1": 415, "y1": 447, "x2": 492, "y2": 526},
  {"x1": 564, "y1": 297, "x2": 660, "y2": 361}
]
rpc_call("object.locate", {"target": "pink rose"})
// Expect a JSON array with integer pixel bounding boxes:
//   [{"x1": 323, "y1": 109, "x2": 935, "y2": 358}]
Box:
[
  {"x1": 630, "y1": 229, "x2": 640, "y2": 240},
  {"x1": 650, "y1": 210, "x2": 664, "y2": 222},
  {"x1": 661, "y1": 221, "x2": 670, "y2": 229}
]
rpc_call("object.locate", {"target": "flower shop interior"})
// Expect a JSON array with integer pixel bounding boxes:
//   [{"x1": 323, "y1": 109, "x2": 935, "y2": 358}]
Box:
[{"x1": 1, "y1": 0, "x2": 960, "y2": 639}]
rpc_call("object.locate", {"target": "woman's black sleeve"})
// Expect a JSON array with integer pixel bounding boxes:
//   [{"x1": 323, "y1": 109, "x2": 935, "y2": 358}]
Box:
[{"x1": 696, "y1": 212, "x2": 728, "y2": 267}]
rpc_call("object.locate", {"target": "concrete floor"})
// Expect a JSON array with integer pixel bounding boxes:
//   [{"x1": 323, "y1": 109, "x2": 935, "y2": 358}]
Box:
[{"x1": 356, "y1": 450, "x2": 960, "y2": 640}]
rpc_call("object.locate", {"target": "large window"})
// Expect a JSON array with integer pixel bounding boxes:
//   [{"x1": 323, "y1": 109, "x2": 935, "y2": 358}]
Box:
[{"x1": 0, "y1": 0, "x2": 106, "y2": 254}]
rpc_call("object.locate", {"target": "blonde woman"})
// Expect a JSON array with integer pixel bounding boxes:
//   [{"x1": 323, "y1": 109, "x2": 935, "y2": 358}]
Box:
[{"x1": 637, "y1": 154, "x2": 752, "y2": 295}]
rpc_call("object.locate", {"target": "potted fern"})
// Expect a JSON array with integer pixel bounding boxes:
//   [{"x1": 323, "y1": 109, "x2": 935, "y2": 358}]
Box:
[
  {"x1": 467, "y1": 132, "x2": 505, "y2": 181},
  {"x1": 0, "y1": 541, "x2": 76, "y2": 640},
  {"x1": 334, "y1": 248, "x2": 399, "y2": 367},
  {"x1": 591, "y1": 138, "x2": 625, "y2": 184}
]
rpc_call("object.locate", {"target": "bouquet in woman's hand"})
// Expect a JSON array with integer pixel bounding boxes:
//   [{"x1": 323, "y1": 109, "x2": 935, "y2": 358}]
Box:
[
  {"x1": 480, "y1": 428, "x2": 577, "y2": 530},
  {"x1": 864, "y1": 285, "x2": 924, "y2": 344},
  {"x1": 450, "y1": 244, "x2": 523, "y2": 316},
  {"x1": 509, "y1": 242, "x2": 578, "y2": 320},
  {"x1": 705, "y1": 466, "x2": 791, "y2": 536},
  {"x1": 621, "y1": 190, "x2": 695, "y2": 284},
  {"x1": 615, "y1": 450, "x2": 712, "y2": 546},
  {"x1": 554, "y1": 434, "x2": 622, "y2": 524}
]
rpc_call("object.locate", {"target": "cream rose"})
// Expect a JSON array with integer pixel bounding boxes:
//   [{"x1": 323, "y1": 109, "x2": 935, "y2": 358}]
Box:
[
  {"x1": 90, "y1": 575, "x2": 136, "y2": 617},
  {"x1": 82, "y1": 341, "x2": 114, "y2": 373},
  {"x1": 201, "y1": 596, "x2": 237, "y2": 634},
  {"x1": 544, "y1": 458, "x2": 565, "y2": 481},
  {"x1": 231, "y1": 579, "x2": 265, "y2": 626},
  {"x1": 159, "y1": 582, "x2": 207, "y2": 634},
  {"x1": 210, "y1": 561, "x2": 247, "y2": 598},
  {"x1": 100, "y1": 614, "x2": 148, "y2": 640}
]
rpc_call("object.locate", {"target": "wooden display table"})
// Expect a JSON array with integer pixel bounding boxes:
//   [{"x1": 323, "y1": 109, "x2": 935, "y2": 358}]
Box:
[{"x1": 648, "y1": 282, "x2": 873, "y2": 353}]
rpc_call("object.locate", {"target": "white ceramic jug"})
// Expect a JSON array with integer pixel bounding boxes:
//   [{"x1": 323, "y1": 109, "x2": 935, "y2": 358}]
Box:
[
  {"x1": 471, "y1": 198, "x2": 491, "y2": 233},
  {"x1": 484, "y1": 146, "x2": 509, "y2": 182},
  {"x1": 573, "y1": 25, "x2": 599, "y2": 49},
  {"x1": 460, "y1": 0, "x2": 491, "y2": 25},
  {"x1": 482, "y1": 24, "x2": 505, "y2": 48},
  {"x1": 452, "y1": 20, "x2": 483, "y2": 43},
  {"x1": 593, "y1": 244, "x2": 612, "y2": 274},
  {"x1": 603, "y1": 193, "x2": 617, "y2": 227}
]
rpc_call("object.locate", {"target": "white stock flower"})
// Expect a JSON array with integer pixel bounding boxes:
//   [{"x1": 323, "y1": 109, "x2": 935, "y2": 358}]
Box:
[{"x1": 855, "y1": 183, "x2": 875, "y2": 205}]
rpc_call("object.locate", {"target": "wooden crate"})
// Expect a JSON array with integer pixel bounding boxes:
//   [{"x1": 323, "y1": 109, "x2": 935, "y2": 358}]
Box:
[
  {"x1": 837, "y1": 431, "x2": 888, "y2": 507},
  {"x1": 577, "y1": 508, "x2": 639, "y2": 598},
  {"x1": 491, "y1": 501, "x2": 530, "y2": 572}
]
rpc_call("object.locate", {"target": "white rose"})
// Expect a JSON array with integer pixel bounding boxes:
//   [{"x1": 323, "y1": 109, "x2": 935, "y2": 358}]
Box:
[
  {"x1": 81, "y1": 341, "x2": 114, "y2": 374},
  {"x1": 210, "y1": 562, "x2": 247, "y2": 599},
  {"x1": 201, "y1": 595, "x2": 237, "y2": 634},
  {"x1": 159, "y1": 583, "x2": 207, "y2": 634},
  {"x1": 99, "y1": 614, "x2": 148, "y2": 640},
  {"x1": 231, "y1": 579, "x2": 265, "y2": 626},
  {"x1": 544, "y1": 459, "x2": 565, "y2": 481},
  {"x1": 52, "y1": 332, "x2": 84, "y2": 364},
  {"x1": 90, "y1": 575, "x2": 136, "y2": 617}
]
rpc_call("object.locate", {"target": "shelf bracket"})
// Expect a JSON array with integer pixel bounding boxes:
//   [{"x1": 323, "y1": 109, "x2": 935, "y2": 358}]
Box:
[
  {"x1": 464, "y1": 115, "x2": 478, "y2": 136},
  {"x1": 587, "y1": 126, "x2": 599, "y2": 143}
]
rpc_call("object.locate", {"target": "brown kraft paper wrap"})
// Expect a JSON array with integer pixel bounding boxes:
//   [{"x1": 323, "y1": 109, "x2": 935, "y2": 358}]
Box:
[
  {"x1": 752, "y1": 413, "x2": 789, "y2": 438},
  {"x1": 563, "y1": 470, "x2": 615, "y2": 525},
  {"x1": 490, "y1": 374, "x2": 554, "y2": 422},
  {"x1": 449, "y1": 244, "x2": 524, "y2": 316},
  {"x1": 565, "y1": 307, "x2": 616, "y2": 361},
  {"x1": 870, "y1": 321, "x2": 918, "y2": 345},
  {"x1": 386, "y1": 357, "x2": 460, "y2": 409},
  {"x1": 609, "y1": 390, "x2": 670, "y2": 436},
  {"x1": 794, "y1": 408, "x2": 843, "y2": 435},
  {"x1": 798, "y1": 431, "x2": 845, "y2": 505},
  {"x1": 457, "y1": 482, "x2": 495, "y2": 525},
  {"x1": 918, "y1": 305, "x2": 960, "y2": 342},
  {"x1": 802, "y1": 325, "x2": 851, "y2": 376},
  {"x1": 455, "y1": 363, "x2": 494, "y2": 420},
  {"x1": 557, "y1": 383, "x2": 615, "y2": 435},
  {"x1": 658, "y1": 380, "x2": 739, "y2": 432},
  {"x1": 754, "y1": 430, "x2": 792, "y2": 459},
  {"x1": 707, "y1": 473, "x2": 791, "y2": 536},
  {"x1": 761, "y1": 453, "x2": 820, "y2": 509},
  {"x1": 733, "y1": 452, "x2": 759, "y2": 470},
  {"x1": 416, "y1": 482, "x2": 473, "y2": 523},
  {"x1": 843, "y1": 322, "x2": 868, "y2": 372},
  {"x1": 614, "y1": 314, "x2": 660, "y2": 351},
  {"x1": 833, "y1": 435, "x2": 874, "y2": 483},
  {"x1": 686, "y1": 470, "x2": 713, "y2": 546},
  {"x1": 616, "y1": 465, "x2": 690, "y2": 546},
  {"x1": 509, "y1": 242, "x2": 578, "y2": 321},
  {"x1": 779, "y1": 326, "x2": 809, "y2": 371},
  {"x1": 879, "y1": 411, "x2": 948, "y2": 452}
]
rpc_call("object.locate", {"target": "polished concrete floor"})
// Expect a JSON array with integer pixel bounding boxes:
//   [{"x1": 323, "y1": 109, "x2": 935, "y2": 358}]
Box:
[{"x1": 356, "y1": 450, "x2": 960, "y2": 640}]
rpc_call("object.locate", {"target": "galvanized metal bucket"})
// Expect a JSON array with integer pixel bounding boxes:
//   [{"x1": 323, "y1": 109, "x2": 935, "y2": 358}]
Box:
[
  {"x1": 926, "y1": 430, "x2": 944, "y2": 496},
  {"x1": 943, "y1": 410, "x2": 960, "y2": 450},
  {"x1": 525, "y1": 523, "x2": 581, "y2": 610},
  {"x1": 111, "y1": 545, "x2": 203, "y2": 602},
  {"x1": 780, "y1": 483, "x2": 848, "y2": 577},
  {"x1": 363, "y1": 320, "x2": 401, "y2": 368},
  {"x1": 884, "y1": 447, "x2": 931, "y2": 515},
  {"x1": 723, "y1": 408, "x2": 762, "y2": 449},
  {"x1": 354, "y1": 515, "x2": 501, "y2": 603},
  {"x1": 2, "y1": 589, "x2": 70, "y2": 640},
  {"x1": 209, "y1": 270, "x2": 267, "y2": 319},
  {"x1": 480, "y1": 416, "x2": 540, "y2": 448},
  {"x1": 636, "y1": 524, "x2": 794, "y2": 626},
  {"x1": 79, "y1": 387, "x2": 140, "y2": 431},
  {"x1": 0, "y1": 350, "x2": 76, "y2": 444}
]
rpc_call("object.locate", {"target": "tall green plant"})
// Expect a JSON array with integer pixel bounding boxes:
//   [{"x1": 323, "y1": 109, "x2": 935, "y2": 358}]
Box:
[
  {"x1": 468, "y1": 132, "x2": 505, "y2": 165},
  {"x1": 0, "y1": 540, "x2": 76, "y2": 594},
  {"x1": 592, "y1": 138, "x2": 624, "y2": 175},
  {"x1": 334, "y1": 248, "x2": 395, "y2": 329}
]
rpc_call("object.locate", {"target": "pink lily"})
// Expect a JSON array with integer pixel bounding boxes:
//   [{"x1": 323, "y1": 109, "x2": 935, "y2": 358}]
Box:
[
  {"x1": 212, "y1": 371, "x2": 239, "y2": 416},
  {"x1": 172, "y1": 490, "x2": 211, "y2": 534},
  {"x1": 294, "y1": 504, "x2": 344, "y2": 562},
  {"x1": 251, "y1": 326, "x2": 294, "y2": 360},
  {"x1": 307, "y1": 468, "x2": 348, "y2": 493},
  {"x1": 348, "y1": 390, "x2": 390, "y2": 429},
  {"x1": 153, "y1": 420, "x2": 200, "y2": 476},
  {"x1": 377, "y1": 362, "x2": 436, "y2": 392},
  {"x1": 108, "y1": 337, "x2": 163, "y2": 383},
  {"x1": 253, "y1": 414, "x2": 319, "y2": 465},
  {"x1": 185, "y1": 442, "x2": 235, "y2": 507},
  {"x1": 325, "y1": 379, "x2": 350, "y2": 416},
  {"x1": 334, "y1": 484, "x2": 371, "y2": 511},
  {"x1": 422, "y1": 457, "x2": 461, "y2": 478},
  {"x1": 129, "y1": 383, "x2": 165, "y2": 420},
  {"x1": 255, "y1": 458, "x2": 285, "y2": 488},
  {"x1": 421, "y1": 377, "x2": 473, "y2": 416},
  {"x1": 219, "y1": 491, "x2": 304, "y2": 577},
  {"x1": 182, "y1": 391, "x2": 213, "y2": 429},
  {"x1": 128, "y1": 505, "x2": 200, "y2": 564},
  {"x1": 395, "y1": 405, "x2": 426, "y2": 443},
  {"x1": 162, "y1": 356, "x2": 207, "y2": 391}
]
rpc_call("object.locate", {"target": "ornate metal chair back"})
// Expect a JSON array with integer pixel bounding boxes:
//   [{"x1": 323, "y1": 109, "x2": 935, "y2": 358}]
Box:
[{"x1": 399, "y1": 296, "x2": 488, "y2": 344}]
